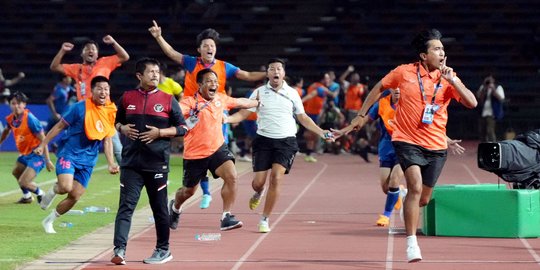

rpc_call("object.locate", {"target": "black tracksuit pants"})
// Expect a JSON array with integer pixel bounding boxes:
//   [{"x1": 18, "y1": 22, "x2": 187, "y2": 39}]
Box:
[{"x1": 113, "y1": 168, "x2": 170, "y2": 251}]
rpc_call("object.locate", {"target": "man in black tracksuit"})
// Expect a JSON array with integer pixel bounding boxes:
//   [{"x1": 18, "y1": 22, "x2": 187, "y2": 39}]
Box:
[{"x1": 111, "y1": 58, "x2": 188, "y2": 265}]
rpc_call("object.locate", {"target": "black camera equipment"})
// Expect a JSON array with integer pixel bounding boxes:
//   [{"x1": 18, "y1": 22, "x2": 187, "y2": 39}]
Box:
[{"x1": 478, "y1": 129, "x2": 540, "y2": 189}]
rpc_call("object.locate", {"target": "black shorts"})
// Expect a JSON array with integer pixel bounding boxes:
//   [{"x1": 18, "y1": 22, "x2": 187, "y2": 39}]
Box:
[
  {"x1": 252, "y1": 135, "x2": 298, "y2": 174},
  {"x1": 182, "y1": 143, "x2": 235, "y2": 188},
  {"x1": 393, "y1": 141, "x2": 447, "y2": 188}
]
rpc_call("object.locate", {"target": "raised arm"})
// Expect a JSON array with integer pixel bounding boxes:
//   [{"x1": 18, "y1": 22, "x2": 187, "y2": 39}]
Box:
[
  {"x1": 103, "y1": 35, "x2": 130, "y2": 63},
  {"x1": 235, "y1": 69, "x2": 266, "y2": 82},
  {"x1": 440, "y1": 57, "x2": 477, "y2": 108},
  {"x1": 50, "y1": 42, "x2": 74, "y2": 74},
  {"x1": 148, "y1": 20, "x2": 184, "y2": 63},
  {"x1": 4, "y1": 72, "x2": 25, "y2": 87}
]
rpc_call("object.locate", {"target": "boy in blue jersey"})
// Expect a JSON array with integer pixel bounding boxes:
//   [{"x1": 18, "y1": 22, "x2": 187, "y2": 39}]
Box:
[
  {"x1": 35, "y1": 76, "x2": 119, "y2": 233},
  {"x1": 0, "y1": 91, "x2": 55, "y2": 204}
]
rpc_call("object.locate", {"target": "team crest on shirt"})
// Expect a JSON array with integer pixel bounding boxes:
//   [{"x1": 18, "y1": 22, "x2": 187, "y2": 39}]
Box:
[
  {"x1": 95, "y1": 120, "x2": 104, "y2": 133},
  {"x1": 154, "y1": 104, "x2": 164, "y2": 112},
  {"x1": 127, "y1": 105, "x2": 136, "y2": 110},
  {"x1": 214, "y1": 100, "x2": 221, "y2": 107}
]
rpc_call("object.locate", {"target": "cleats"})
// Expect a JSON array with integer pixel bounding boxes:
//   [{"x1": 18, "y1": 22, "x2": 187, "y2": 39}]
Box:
[
  {"x1": 16, "y1": 196, "x2": 33, "y2": 204},
  {"x1": 376, "y1": 215, "x2": 390, "y2": 227},
  {"x1": 304, "y1": 155, "x2": 317, "y2": 162},
  {"x1": 199, "y1": 194, "x2": 212, "y2": 209}
]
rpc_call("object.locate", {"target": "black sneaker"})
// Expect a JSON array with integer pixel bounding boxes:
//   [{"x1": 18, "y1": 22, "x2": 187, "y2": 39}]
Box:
[
  {"x1": 16, "y1": 197, "x2": 33, "y2": 204},
  {"x1": 168, "y1": 199, "x2": 181, "y2": 230},
  {"x1": 37, "y1": 194, "x2": 43, "y2": 204},
  {"x1": 220, "y1": 213, "x2": 243, "y2": 231},
  {"x1": 143, "y1": 248, "x2": 172, "y2": 264},
  {"x1": 111, "y1": 247, "x2": 126, "y2": 265}
]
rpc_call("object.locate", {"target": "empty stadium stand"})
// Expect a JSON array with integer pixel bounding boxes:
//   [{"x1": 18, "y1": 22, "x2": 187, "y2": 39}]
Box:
[{"x1": 0, "y1": 0, "x2": 538, "y2": 138}]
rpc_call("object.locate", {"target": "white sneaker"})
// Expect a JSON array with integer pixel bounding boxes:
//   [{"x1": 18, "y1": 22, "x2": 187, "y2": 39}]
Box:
[
  {"x1": 40, "y1": 192, "x2": 56, "y2": 210},
  {"x1": 406, "y1": 245, "x2": 422, "y2": 263},
  {"x1": 42, "y1": 216, "x2": 56, "y2": 234},
  {"x1": 258, "y1": 219, "x2": 271, "y2": 233}
]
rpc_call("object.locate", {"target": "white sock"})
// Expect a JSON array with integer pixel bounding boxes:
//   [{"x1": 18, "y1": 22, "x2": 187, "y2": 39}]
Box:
[
  {"x1": 48, "y1": 186, "x2": 57, "y2": 197},
  {"x1": 172, "y1": 204, "x2": 181, "y2": 214},
  {"x1": 222, "y1": 211, "x2": 231, "y2": 220},
  {"x1": 406, "y1": 235, "x2": 418, "y2": 247},
  {"x1": 22, "y1": 193, "x2": 32, "y2": 199},
  {"x1": 37, "y1": 189, "x2": 44, "y2": 196}
]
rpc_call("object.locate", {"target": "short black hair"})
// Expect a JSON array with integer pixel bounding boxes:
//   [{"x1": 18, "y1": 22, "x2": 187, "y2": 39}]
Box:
[
  {"x1": 196, "y1": 28, "x2": 220, "y2": 47},
  {"x1": 196, "y1": 68, "x2": 218, "y2": 84},
  {"x1": 81, "y1": 39, "x2": 99, "y2": 52},
  {"x1": 266, "y1": 58, "x2": 286, "y2": 69},
  {"x1": 8, "y1": 91, "x2": 29, "y2": 103},
  {"x1": 91, "y1": 76, "x2": 109, "y2": 89},
  {"x1": 135, "y1": 57, "x2": 161, "y2": 75},
  {"x1": 411, "y1": 29, "x2": 442, "y2": 56}
]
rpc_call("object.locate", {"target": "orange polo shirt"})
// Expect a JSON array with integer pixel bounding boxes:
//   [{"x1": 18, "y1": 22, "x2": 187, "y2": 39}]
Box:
[
  {"x1": 381, "y1": 62, "x2": 460, "y2": 150},
  {"x1": 62, "y1": 55, "x2": 121, "y2": 101},
  {"x1": 304, "y1": 82, "x2": 326, "y2": 115},
  {"x1": 180, "y1": 92, "x2": 238, "y2": 159},
  {"x1": 344, "y1": 83, "x2": 366, "y2": 111}
]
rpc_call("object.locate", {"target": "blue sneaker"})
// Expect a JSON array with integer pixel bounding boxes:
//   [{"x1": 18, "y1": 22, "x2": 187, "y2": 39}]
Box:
[{"x1": 200, "y1": 194, "x2": 212, "y2": 209}]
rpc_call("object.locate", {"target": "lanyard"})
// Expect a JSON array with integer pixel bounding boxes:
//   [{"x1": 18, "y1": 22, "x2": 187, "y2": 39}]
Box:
[
  {"x1": 190, "y1": 91, "x2": 212, "y2": 116},
  {"x1": 417, "y1": 64, "x2": 442, "y2": 105},
  {"x1": 266, "y1": 85, "x2": 296, "y2": 113},
  {"x1": 78, "y1": 64, "x2": 93, "y2": 98}
]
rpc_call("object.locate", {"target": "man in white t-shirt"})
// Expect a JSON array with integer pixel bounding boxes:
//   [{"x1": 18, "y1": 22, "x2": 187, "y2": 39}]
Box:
[
  {"x1": 476, "y1": 75, "x2": 505, "y2": 142},
  {"x1": 226, "y1": 58, "x2": 332, "y2": 233}
]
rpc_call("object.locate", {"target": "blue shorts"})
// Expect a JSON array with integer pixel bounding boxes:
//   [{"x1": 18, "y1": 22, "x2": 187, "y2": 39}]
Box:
[
  {"x1": 379, "y1": 154, "x2": 399, "y2": 168},
  {"x1": 55, "y1": 156, "x2": 94, "y2": 188},
  {"x1": 17, "y1": 153, "x2": 46, "y2": 173}
]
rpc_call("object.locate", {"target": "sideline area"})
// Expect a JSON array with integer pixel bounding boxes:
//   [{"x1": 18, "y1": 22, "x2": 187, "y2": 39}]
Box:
[{"x1": 18, "y1": 161, "x2": 252, "y2": 270}]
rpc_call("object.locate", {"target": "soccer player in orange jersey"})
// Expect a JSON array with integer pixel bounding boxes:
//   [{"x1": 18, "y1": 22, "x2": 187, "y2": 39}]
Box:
[{"x1": 0, "y1": 92, "x2": 54, "y2": 204}]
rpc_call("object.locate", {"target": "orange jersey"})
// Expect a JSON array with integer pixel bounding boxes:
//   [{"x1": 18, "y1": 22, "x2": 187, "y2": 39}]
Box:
[
  {"x1": 180, "y1": 92, "x2": 238, "y2": 159},
  {"x1": 378, "y1": 95, "x2": 395, "y2": 135},
  {"x1": 381, "y1": 62, "x2": 460, "y2": 150},
  {"x1": 304, "y1": 82, "x2": 327, "y2": 115},
  {"x1": 183, "y1": 58, "x2": 229, "y2": 97},
  {"x1": 344, "y1": 83, "x2": 366, "y2": 111},
  {"x1": 6, "y1": 110, "x2": 42, "y2": 155},
  {"x1": 62, "y1": 55, "x2": 121, "y2": 101}
]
